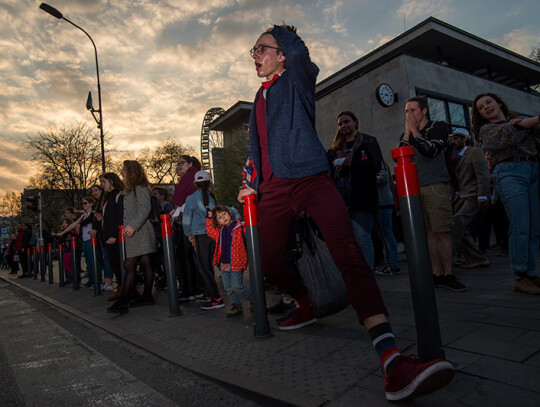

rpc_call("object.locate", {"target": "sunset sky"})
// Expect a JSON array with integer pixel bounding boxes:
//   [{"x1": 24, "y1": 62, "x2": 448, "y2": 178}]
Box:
[{"x1": 1, "y1": 0, "x2": 539, "y2": 196}]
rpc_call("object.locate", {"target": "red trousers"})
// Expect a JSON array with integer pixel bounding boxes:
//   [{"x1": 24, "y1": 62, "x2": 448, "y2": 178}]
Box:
[{"x1": 258, "y1": 172, "x2": 388, "y2": 322}]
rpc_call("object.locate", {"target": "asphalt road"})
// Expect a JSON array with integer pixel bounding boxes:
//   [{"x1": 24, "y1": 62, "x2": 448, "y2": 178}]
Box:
[{"x1": 0, "y1": 282, "x2": 292, "y2": 407}]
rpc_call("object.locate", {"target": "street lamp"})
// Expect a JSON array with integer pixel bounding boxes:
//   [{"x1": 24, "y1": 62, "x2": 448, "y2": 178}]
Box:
[{"x1": 39, "y1": 3, "x2": 106, "y2": 173}]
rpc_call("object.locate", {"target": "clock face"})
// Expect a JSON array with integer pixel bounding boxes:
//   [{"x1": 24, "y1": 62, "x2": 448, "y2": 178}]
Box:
[{"x1": 377, "y1": 84, "x2": 394, "y2": 107}]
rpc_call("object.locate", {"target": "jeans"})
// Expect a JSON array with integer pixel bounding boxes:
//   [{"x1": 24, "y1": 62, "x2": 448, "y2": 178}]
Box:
[
  {"x1": 349, "y1": 210, "x2": 375, "y2": 270},
  {"x1": 494, "y1": 161, "x2": 540, "y2": 276},
  {"x1": 220, "y1": 269, "x2": 252, "y2": 306},
  {"x1": 375, "y1": 208, "x2": 400, "y2": 269}
]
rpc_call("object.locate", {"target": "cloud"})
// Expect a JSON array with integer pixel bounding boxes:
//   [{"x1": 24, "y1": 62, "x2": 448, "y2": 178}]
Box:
[
  {"x1": 397, "y1": 0, "x2": 450, "y2": 22},
  {"x1": 494, "y1": 26, "x2": 540, "y2": 57}
]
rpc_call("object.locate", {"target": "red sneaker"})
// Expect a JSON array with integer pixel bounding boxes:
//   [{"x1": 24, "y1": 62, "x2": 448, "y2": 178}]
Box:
[
  {"x1": 385, "y1": 355, "x2": 454, "y2": 401},
  {"x1": 278, "y1": 308, "x2": 316, "y2": 331}
]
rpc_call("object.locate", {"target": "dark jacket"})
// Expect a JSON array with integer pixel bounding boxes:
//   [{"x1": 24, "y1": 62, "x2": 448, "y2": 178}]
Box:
[
  {"x1": 328, "y1": 134, "x2": 382, "y2": 213},
  {"x1": 102, "y1": 189, "x2": 124, "y2": 241},
  {"x1": 248, "y1": 25, "x2": 329, "y2": 191}
]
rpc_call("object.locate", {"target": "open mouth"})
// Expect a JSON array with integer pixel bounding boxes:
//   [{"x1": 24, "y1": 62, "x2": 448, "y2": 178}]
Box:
[{"x1": 255, "y1": 62, "x2": 261, "y2": 70}]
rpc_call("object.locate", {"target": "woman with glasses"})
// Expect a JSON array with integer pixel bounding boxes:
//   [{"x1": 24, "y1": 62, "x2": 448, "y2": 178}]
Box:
[{"x1": 108, "y1": 160, "x2": 157, "y2": 314}]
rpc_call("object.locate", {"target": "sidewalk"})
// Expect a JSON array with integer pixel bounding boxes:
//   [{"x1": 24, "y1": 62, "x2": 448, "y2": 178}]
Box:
[{"x1": 2, "y1": 249, "x2": 540, "y2": 406}]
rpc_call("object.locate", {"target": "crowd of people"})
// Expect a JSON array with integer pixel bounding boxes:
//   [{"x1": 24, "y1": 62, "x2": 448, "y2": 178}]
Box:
[{"x1": 4, "y1": 22, "x2": 539, "y2": 403}]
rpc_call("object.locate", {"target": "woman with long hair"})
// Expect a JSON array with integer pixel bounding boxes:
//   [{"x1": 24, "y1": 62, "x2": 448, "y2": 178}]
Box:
[
  {"x1": 472, "y1": 92, "x2": 540, "y2": 295},
  {"x1": 182, "y1": 170, "x2": 222, "y2": 309},
  {"x1": 108, "y1": 160, "x2": 157, "y2": 314},
  {"x1": 327, "y1": 110, "x2": 383, "y2": 270},
  {"x1": 100, "y1": 172, "x2": 125, "y2": 301}
]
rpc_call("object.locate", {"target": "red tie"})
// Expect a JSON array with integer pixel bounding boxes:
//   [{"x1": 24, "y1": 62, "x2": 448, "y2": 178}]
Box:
[{"x1": 262, "y1": 74, "x2": 280, "y2": 89}]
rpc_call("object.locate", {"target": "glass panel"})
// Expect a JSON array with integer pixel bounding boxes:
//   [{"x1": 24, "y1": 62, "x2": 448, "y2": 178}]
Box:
[
  {"x1": 427, "y1": 98, "x2": 446, "y2": 122},
  {"x1": 448, "y1": 102, "x2": 466, "y2": 126}
]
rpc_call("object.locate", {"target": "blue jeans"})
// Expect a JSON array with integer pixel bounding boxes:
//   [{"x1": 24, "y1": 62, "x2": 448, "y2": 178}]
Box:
[
  {"x1": 82, "y1": 239, "x2": 100, "y2": 285},
  {"x1": 220, "y1": 269, "x2": 252, "y2": 306},
  {"x1": 375, "y1": 208, "x2": 400, "y2": 269},
  {"x1": 349, "y1": 211, "x2": 375, "y2": 270},
  {"x1": 99, "y1": 236, "x2": 114, "y2": 279},
  {"x1": 494, "y1": 161, "x2": 540, "y2": 276}
]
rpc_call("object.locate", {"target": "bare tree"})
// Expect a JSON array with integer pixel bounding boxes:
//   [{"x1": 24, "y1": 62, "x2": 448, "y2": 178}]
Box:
[
  {"x1": 137, "y1": 138, "x2": 196, "y2": 185},
  {"x1": 0, "y1": 191, "x2": 22, "y2": 236},
  {"x1": 26, "y1": 121, "x2": 108, "y2": 207},
  {"x1": 530, "y1": 43, "x2": 540, "y2": 62}
]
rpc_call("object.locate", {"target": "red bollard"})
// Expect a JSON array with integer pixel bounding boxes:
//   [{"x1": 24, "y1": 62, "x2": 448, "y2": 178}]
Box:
[
  {"x1": 118, "y1": 226, "x2": 126, "y2": 288},
  {"x1": 243, "y1": 195, "x2": 270, "y2": 338},
  {"x1": 47, "y1": 243, "x2": 53, "y2": 284},
  {"x1": 161, "y1": 214, "x2": 180, "y2": 317},
  {"x1": 91, "y1": 236, "x2": 101, "y2": 296},
  {"x1": 58, "y1": 243, "x2": 65, "y2": 287},
  {"x1": 71, "y1": 236, "x2": 79, "y2": 290},
  {"x1": 392, "y1": 146, "x2": 444, "y2": 360}
]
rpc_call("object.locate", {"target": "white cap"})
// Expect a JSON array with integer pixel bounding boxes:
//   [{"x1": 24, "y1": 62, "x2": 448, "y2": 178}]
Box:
[
  {"x1": 194, "y1": 170, "x2": 211, "y2": 182},
  {"x1": 450, "y1": 128, "x2": 471, "y2": 139}
]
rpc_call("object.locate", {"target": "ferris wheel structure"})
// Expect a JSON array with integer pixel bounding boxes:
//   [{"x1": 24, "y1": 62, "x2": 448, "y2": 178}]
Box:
[{"x1": 200, "y1": 107, "x2": 225, "y2": 174}]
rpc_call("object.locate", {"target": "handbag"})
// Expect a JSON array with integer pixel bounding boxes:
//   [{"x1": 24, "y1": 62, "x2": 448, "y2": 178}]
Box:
[{"x1": 296, "y1": 217, "x2": 349, "y2": 318}]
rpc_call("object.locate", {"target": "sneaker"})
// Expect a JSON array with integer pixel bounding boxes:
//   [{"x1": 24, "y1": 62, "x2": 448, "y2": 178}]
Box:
[
  {"x1": 107, "y1": 287, "x2": 122, "y2": 302},
  {"x1": 226, "y1": 305, "x2": 243, "y2": 318},
  {"x1": 385, "y1": 355, "x2": 454, "y2": 401},
  {"x1": 515, "y1": 278, "x2": 540, "y2": 295},
  {"x1": 200, "y1": 297, "x2": 225, "y2": 310},
  {"x1": 276, "y1": 307, "x2": 299, "y2": 325},
  {"x1": 461, "y1": 260, "x2": 490, "y2": 268},
  {"x1": 102, "y1": 283, "x2": 115, "y2": 292},
  {"x1": 278, "y1": 308, "x2": 316, "y2": 330},
  {"x1": 267, "y1": 299, "x2": 296, "y2": 314},
  {"x1": 178, "y1": 292, "x2": 195, "y2": 303},
  {"x1": 375, "y1": 266, "x2": 401, "y2": 276},
  {"x1": 443, "y1": 274, "x2": 466, "y2": 292},
  {"x1": 433, "y1": 275, "x2": 445, "y2": 287},
  {"x1": 196, "y1": 296, "x2": 211, "y2": 305},
  {"x1": 17, "y1": 274, "x2": 28, "y2": 279}
]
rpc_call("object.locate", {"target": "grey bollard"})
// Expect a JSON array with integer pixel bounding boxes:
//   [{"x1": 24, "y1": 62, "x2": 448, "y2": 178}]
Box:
[
  {"x1": 58, "y1": 243, "x2": 65, "y2": 287},
  {"x1": 47, "y1": 243, "x2": 53, "y2": 284},
  {"x1": 392, "y1": 146, "x2": 445, "y2": 360},
  {"x1": 160, "y1": 214, "x2": 180, "y2": 317},
  {"x1": 91, "y1": 236, "x2": 101, "y2": 296},
  {"x1": 40, "y1": 245, "x2": 46, "y2": 282},
  {"x1": 242, "y1": 195, "x2": 271, "y2": 338},
  {"x1": 71, "y1": 236, "x2": 79, "y2": 290}
]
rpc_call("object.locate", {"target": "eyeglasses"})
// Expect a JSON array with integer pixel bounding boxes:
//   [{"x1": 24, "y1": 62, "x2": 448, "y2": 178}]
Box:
[
  {"x1": 82, "y1": 201, "x2": 89, "y2": 205},
  {"x1": 250, "y1": 44, "x2": 281, "y2": 57}
]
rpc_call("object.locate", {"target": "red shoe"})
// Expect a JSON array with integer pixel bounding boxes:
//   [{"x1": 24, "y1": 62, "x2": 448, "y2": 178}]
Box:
[
  {"x1": 385, "y1": 355, "x2": 454, "y2": 401},
  {"x1": 278, "y1": 308, "x2": 316, "y2": 331}
]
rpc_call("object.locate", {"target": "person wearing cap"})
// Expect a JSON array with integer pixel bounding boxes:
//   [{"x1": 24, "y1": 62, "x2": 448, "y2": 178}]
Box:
[
  {"x1": 399, "y1": 96, "x2": 465, "y2": 292},
  {"x1": 449, "y1": 128, "x2": 490, "y2": 269},
  {"x1": 182, "y1": 170, "x2": 224, "y2": 310}
]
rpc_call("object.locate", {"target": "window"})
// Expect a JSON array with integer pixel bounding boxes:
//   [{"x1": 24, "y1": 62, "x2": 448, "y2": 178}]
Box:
[{"x1": 417, "y1": 89, "x2": 471, "y2": 133}]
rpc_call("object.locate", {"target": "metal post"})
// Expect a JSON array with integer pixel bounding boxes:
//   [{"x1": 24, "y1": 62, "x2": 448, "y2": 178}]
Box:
[
  {"x1": 392, "y1": 146, "x2": 445, "y2": 360},
  {"x1": 33, "y1": 246, "x2": 39, "y2": 280},
  {"x1": 40, "y1": 244, "x2": 46, "y2": 282},
  {"x1": 242, "y1": 195, "x2": 271, "y2": 338},
  {"x1": 118, "y1": 226, "x2": 126, "y2": 288},
  {"x1": 91, "y1": 236, "x2": 101, "y2": 296},
  {"x1": 27, "y1": 248, "x2": 33, "y2": 279},
  {"x1": 58, "y1": 243, "x2": 65, "y2": 287},
  {"x1": 160, "y1": 214, "x2": 180, "y2": 317},
  {"x1": 47, "y1": 243, "x2": 53, "y2": 284},
  {"x1": 71, "y1": 236, "x2": 79, "y2": 290}
]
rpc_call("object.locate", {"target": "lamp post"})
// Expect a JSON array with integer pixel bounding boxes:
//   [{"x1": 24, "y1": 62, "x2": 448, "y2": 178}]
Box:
[{"x1": 39, "y1": 3, "x2": 106, "y2": 173}]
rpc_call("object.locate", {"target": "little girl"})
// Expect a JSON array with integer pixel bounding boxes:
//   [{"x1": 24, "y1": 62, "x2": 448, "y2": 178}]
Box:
[{"x1": 206, "y1": 204, "x2": 252, "y2": 318}]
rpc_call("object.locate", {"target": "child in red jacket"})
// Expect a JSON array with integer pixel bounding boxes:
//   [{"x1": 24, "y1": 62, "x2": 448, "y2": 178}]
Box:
[{"x1": 206, "y1": 204, "x2": 252, "y2": 318}]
